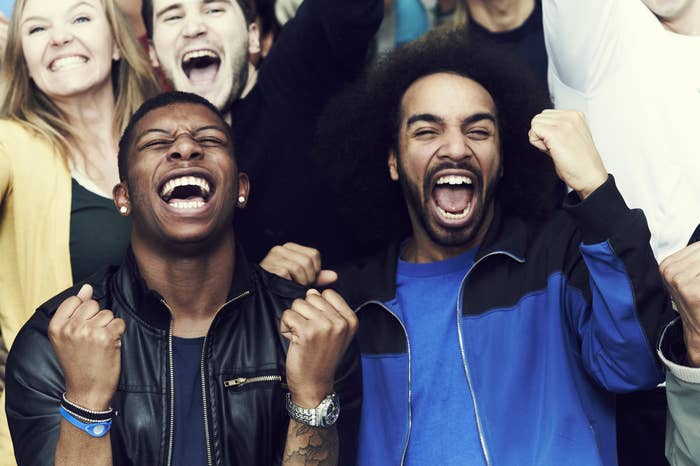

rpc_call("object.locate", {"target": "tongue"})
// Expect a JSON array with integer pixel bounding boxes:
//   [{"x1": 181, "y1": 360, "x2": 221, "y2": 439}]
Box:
[
  {"x1": 169, "y1": 195, "x2": 205, "y2": 204},
  {"x1": 433, "y1": 186, "x2": 472, "y2": 213},
  {"x1": 188, "y1": 63, "x2": 218, "y2": 85}
]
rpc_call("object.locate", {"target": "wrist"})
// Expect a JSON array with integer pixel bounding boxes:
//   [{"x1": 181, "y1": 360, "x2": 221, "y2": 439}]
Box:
[
  {"x1": 575, "y1": 173, "x2": 608, "y2": 200},
  {"x1": 64, "y1": 389, "x2": 112, "y2": 412},
  {"x1": 289, "y1": 384, "x2": 334, "y2": 408},
  {"x1": 685, "y1": 333, "x2": 700, "y2": 368}
]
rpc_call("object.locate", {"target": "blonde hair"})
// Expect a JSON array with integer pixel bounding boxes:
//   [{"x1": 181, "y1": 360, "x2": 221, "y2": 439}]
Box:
[
  {"x1": 452, "y1": 1, "x2": 469, "y2": 29},
  {"x1": 0, "y1": 0, "x2": 162, "y2": 164}
]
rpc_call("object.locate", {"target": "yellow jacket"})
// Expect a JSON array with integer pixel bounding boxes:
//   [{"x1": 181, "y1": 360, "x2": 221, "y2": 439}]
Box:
[{"x1": 0, "y1": 120, "x2": 73, "y2": 466}]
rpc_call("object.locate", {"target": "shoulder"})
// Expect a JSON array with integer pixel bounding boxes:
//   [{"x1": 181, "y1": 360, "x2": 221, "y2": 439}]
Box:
[{"x1": 333, "y1": 245, "x2": 399, "y2": 307}]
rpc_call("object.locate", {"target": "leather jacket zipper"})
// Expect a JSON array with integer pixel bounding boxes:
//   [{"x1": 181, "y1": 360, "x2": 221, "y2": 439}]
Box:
[
  {"x1": 224, "y1": 375, "x2": 282, "y2": 388},
  {"x1": 356, "y1": 300, "x2": 412, "y2": 466},
  {"x1": 162, "y1": 289, "x2": 251, "y2": 466},
  {"x1": 167, "y1": 321, "x2": 175, "y2": 466},
  {"x1": 456, "y1": 250, "x2": 524, "y2": 466}
]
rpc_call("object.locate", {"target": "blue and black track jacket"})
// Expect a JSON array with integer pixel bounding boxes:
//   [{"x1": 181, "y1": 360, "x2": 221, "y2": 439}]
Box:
[{"x1": 334, "y1": 176, "x2": 675, "y2": 466}]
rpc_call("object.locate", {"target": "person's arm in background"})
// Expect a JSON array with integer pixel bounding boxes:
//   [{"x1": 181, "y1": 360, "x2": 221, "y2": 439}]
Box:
[
  {"x1": 114, "y1": 0, "x2": 146, "y2": 38},
  {"x1": 542, "y1": 0, "x2": 623, "y2": 93},
  {"x1": 658, "y1": 240, "x2": 700, "y2": 466},
  {"x1": 258, "y1": 0, "x2": 383, "y2": 112}
]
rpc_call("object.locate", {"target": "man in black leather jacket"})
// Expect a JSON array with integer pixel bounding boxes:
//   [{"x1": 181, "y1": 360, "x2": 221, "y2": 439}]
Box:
[{"x1": 5, "y1": 92, "x2": 361, "y2": 466}]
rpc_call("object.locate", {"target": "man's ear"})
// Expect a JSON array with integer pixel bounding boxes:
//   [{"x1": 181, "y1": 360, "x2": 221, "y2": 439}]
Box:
[
  {"x1": 247, "y1": 22, "x2": 261, "y2": 56},
  {"x1": 237, "y1": 172, "x2": 250, "y2": 208},
  {"x1": 147, "y1": 41, "x2": 160, "y2": 68},
  {"x1": 113, "y1": 182, "x2": 131, "y2": 216},
  {"x1": 388, "y1": 150, "x2": 399, "y2": 181}
]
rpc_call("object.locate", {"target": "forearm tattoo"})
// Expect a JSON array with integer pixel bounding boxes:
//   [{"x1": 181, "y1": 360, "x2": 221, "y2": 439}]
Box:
[{"x1": 283, "y1": 423, "x2": 339, "y2": 466}]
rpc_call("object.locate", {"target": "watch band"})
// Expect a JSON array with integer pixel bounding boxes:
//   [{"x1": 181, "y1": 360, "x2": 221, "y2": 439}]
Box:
[
  {"x1": 285, "y1": 392, "x2": 340, "y2": 428},
  {"x1": 60, "y1": 406, "x2": 113, "y2": 438}
]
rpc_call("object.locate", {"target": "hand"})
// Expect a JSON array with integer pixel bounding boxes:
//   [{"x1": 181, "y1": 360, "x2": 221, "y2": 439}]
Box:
[
  {"x1": 281, "y1": 289, "x2": 358, "y2": 407},
  {"x1": 659, "y1": 243, "x2": 700, "y2": 367},
  {"x1": 529, "y1": 109, "x2": 608, "y2": 200},
  {"x1": 261, "y1": 242, "x2": 338, "y2": 287},
  {"x1": 48, "y1": 284, "x2": 125, "y2": 410}
]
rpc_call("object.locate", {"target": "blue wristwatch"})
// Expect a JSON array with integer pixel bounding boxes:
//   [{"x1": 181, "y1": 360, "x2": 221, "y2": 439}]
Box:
[{"x1": 60, "y1": 406, "x2": 113, "y2": 438}]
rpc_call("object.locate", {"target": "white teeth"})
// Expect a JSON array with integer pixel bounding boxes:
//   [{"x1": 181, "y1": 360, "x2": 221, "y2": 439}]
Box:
[
  {"x1": 437, "y1": 202, "x2": 472, "y2": 220},
  {"x1": 50, "y1": 56, "x2": 87, "y2": 71},
  {"x1": 160, "y1": 176, "x2": 211, "y2": 199},
  {"x1": 182, "y1": 49, "x2": 219, "y2": 63},
  {"x1": 169, "y1": 200, "x2": 205, "y2": 209},
  {"x1": 436, "y1": 175, "x2": 473, "y2": 186}
]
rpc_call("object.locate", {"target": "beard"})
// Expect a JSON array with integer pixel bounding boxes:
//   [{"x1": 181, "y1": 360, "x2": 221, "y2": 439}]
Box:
[{"x1": 397, "y1": 159, "x2": 499, "y2": 248}]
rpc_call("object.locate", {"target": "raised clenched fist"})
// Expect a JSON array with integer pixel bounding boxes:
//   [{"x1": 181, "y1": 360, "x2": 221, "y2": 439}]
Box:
[
  {"x1": 48, "y1": 284, "x2": 125, "y2": 411},
  {"x1": 280, "y1": 289, "x2": 358, "y2": 407},
  {"x1": 529, "y1": 109, "x2": 608, "y2": 200}
]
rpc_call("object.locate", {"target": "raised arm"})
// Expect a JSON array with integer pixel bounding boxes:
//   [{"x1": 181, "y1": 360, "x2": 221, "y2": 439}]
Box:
[
  {"x1": 281, "y1": 289, "x2": 359, "y2": 465},
  {"x1": 259, "y1": 0, "x2": 383, "y2": 108},
  {"x1": 7, "y1": 285, "x2": 124, "y2": 466},
  {"x1": 530, "y1": 110, "x2": 675, "y2": 391},
  {"x1": 542, "y1": 0, "x2": 624, "y2": 92},
  {"x1": 658, "y1": 242, "x2": 700, "y2": 465}
]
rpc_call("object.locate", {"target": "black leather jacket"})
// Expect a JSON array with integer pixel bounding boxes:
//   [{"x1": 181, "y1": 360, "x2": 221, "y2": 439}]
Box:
[{"x1": 6, "y1": 249, "x2": 361, "y2": 466}]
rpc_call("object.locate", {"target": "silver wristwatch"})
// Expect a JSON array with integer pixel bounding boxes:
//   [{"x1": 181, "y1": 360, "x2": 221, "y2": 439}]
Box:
[{"x1": 285, "y1": 392, "x2": 340, "y2": 428}]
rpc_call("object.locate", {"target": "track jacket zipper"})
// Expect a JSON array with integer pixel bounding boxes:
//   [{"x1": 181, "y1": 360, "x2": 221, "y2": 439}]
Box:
[
  {"x1": 162, "y1": 289, "x2": 251, "y2": 466},
  {"x1": 356, "y1": 300, "x2": 413, "y2": 466},
  {"x1": 455, "y1": 250, "x2": 525, "y2": 466}
]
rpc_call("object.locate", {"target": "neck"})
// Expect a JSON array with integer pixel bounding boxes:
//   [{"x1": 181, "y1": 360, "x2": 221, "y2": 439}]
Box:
[
  {"x1": 657, "y1": 1, "x2": 700, "y2": 35},
  {"x1": 52, "y1": 83, "x2": 117, "y2": 163},
  {"x1": 467, "y1": 0, "x2": 535, "y2": 32},
  {"x1": 241, "y1": 63, "x2": 257, "y2": 99},
  {"x1": 132, "y1": 230, "x2": 237, "y2": 337},
  {"x1": 403, "y1": 202, "x2": 495, "y2": 263}
]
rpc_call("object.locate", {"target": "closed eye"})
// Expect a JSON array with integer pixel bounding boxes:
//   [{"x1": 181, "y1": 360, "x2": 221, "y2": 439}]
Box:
[{"x1": 28, "y1": 25, "x2": 46, "y2": 34}]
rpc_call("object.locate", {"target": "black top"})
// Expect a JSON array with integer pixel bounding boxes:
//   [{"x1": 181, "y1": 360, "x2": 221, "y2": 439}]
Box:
[
  {"x1": 69, "y1": 178, "x2": 131, "y2": 283},
  {"x1": 469, "y1": 0, "x2": 548, "y2": 88},
  {"x1": 231, "y1": 0, "x2": 382, "y2": 266}
]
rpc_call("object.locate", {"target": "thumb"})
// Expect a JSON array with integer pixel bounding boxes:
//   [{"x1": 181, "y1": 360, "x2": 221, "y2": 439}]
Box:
[
  {"x1": 315, "y1": 270, "x2": 338, "y2": 287},
  {"x1": 76, "y1": 284, "x2": 93, "y2": 302}
]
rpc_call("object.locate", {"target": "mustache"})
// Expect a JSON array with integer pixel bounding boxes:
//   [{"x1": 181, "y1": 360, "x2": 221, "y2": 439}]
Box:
[{"x1": 423, "y1": 161, "x2": 483, "y2": 194}]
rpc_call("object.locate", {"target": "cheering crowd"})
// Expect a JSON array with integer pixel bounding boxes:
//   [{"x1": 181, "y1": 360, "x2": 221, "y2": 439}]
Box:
[{"x1": 0, "y1": 0, "x2": 699, "y2": 465}]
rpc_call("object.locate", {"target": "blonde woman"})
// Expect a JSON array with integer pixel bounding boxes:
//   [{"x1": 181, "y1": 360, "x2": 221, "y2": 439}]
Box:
[{"x1": 0, "y1": 0, "x2": 160, "y2": 463}]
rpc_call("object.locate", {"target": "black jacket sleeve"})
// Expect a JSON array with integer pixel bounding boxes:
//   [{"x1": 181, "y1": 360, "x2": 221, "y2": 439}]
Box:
[{"x1": 6, "y1": 310, "x2": 64, "y2": 466}]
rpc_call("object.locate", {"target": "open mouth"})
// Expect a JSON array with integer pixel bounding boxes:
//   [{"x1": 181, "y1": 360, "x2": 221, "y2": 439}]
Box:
[
  {"x1": 50, "y1": 55, "x2": 88, "y2": 72},
  {"x1": 181, "y1": 49, "x2": 221, "y2": 85},
  {"x1": 431, "y1": 174, "x2": 475, "y2": 222},
  {"x1": 159, "y1": 175, "x2": 213, "y2": 210}
]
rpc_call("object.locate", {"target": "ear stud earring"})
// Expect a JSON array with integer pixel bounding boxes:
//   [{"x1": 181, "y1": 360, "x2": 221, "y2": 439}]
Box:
[
  {"x1": 119, "y1": 206, "x2": 128, "y2": 215},
  {"x1": 238, "y1": 196, "x2": 246, "y2": 203}
]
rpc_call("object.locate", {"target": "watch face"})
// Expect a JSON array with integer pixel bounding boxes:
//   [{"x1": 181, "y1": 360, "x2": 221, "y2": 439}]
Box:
[{"x1": 320, "y1": 396, "x2": 340, "y2": 427}]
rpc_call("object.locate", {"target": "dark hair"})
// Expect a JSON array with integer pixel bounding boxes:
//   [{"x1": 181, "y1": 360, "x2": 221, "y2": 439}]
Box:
[
  {"x1": 313, "y1": 29, "x2": 565, "y2": 251},
  {"x1": 141, "y1": 0, "x2": 255, "y2": 39},
  {"x1": 117, "y1": 91, "x2": 235, "y2": 181}
]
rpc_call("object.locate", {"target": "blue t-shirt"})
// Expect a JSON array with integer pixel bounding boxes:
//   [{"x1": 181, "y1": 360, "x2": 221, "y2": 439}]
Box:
[
  {"x1": 395, "y1": 248, "x2": 487, "y2": 465},
  {"x1": 172, "y1": 336, "x2": 207, "y2": 466}
]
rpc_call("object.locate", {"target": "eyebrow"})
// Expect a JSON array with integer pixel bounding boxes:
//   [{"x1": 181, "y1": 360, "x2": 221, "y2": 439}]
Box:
[
  {"x1": 22, "y1": 1, "x2": 97, "y2": 24},
  {"x1": 135, "y1": 125, "x2": 228, "y2": 144},
  {"x1": 155, "y1": 0, "x2": 225, "y2": 18},
  {"x1": 405, "y1": 112, "x2": 496, "y2": 128}
]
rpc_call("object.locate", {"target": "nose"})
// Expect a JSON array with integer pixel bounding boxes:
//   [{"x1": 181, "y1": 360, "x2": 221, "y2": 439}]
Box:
[
  {"x1": 168, "y1": 134, "x2": 203, "y2": 161},
  {"x1": 182, "y1": 11, "x2": 207, "y2": 38},
  {"x1": 49, "y1": 24, "x2": 73, "y2": 47},
  {"x1": 439, "y1": 128, "x2": 471, "y2": 160}
]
